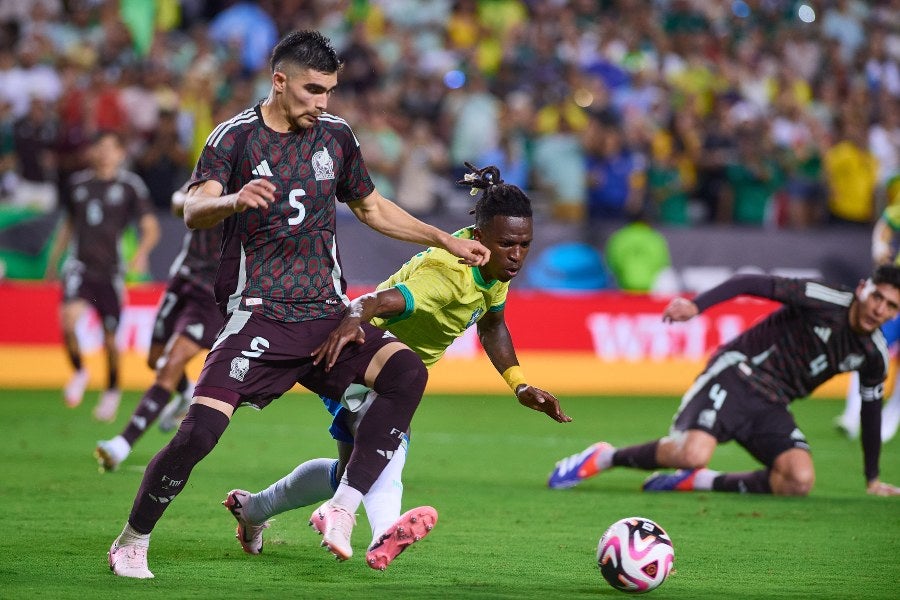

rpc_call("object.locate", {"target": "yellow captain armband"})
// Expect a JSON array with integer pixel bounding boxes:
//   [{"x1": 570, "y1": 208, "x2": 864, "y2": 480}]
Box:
[{"x1": 502, "y1": 366, "x2": 528, "y2": 395}]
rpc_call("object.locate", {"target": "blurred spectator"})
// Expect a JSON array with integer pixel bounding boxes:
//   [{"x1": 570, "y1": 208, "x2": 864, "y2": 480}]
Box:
[
  {"x1": 583, "y1": 115, "x2": 645, "y2": 224},
  {"x1": 355, "y1": 93, "x2": 404, "y2": 200},
  {"x1": 441, "y1": 70, "x2": 501, "y2": 180},
  {"x1": 645, "y1": 129, "x2": 689, "y2": 226},
  {"x1": 340, "y1": 22, "x2": 383, "y2": 98},
  {"x1": 0, "y1": 99, "x2": 14, "y2": 200},
  {"x1": 821, "y1": 0, "x2": 868, "y2": 64},
  {"x1": 207, "y1": 1, "x2": 278, "y2": 75},
  {"x1": 723, "y1": 122, "x2": 783, "y2": 226},
  {"x1": 395, "y1": 118, "x2": 449, "y2": 215},
  {"x1": 477, "y1": 90, "x2": 534, "y2": 190},
  {"x1": 824, "y1": 116, "x2": 880, "y2": 225},
  {"x1": 0, "y1": 40, "x2": 61, "y2": 119},
  {"x1": 135, "y1": 109, "x2": 189, "y2": 211},
  {"x1": 11, "y1": 96, "x2": 57, "y2": 211},
  {"x1": 869, "y1": 99, "x2": 899, "y2": 202},
  {"x1": 693, "y1": 98, "x2": 738, "y2": 223}
]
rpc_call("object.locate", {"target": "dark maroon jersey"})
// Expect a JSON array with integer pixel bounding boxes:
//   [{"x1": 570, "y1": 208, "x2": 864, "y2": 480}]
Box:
[
  {"x1": 189, "y1": 105, "x2": 375, "y2": 322},
  {"x1": 61, "y1": 168, "x2": 154, "y2": 279},
  {"x1": 168, "y1": 223, "x2": 223, "y2": 295},
  {"x1": 706, "y1": 276, "x2": 889, "y2": 405}
]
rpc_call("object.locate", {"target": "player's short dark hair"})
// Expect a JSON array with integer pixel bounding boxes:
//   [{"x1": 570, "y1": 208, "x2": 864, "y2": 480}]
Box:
[
  {"x1": 270, "y1": 30, "x2": 341, "y2": 74},
  {"x1": 872, "y1": 264, "x2": 900, "y2": 290},
  {"x1": 91, "y1": 129, "x2": 124, "y2": 147},
  {"x1": 456, "y1": 162, "x2": 533, "y2": 229}
]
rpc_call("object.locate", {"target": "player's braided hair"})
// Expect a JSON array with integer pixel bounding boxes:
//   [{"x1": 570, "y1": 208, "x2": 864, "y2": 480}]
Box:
[
  {"x1": 456, "y1": 162, "x2": 533, "y2": 229},
  {"x1": 270, "y1": 30, "x2": 342, "y2": 74},
  {"x1": 873, "y1": 264, "x2": 900, "y2": 290}
]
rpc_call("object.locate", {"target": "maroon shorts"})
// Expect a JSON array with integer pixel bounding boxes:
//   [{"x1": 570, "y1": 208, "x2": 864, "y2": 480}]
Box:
[
  {"x1": 151, "y1": 277, "x2": 223, "y2": 349},
  {"x1": 62, "y1": 268, "x2": 122, "y2": 332},
  {"x1": 194, "y1": 311, "x2": 402, "y2": 410}
]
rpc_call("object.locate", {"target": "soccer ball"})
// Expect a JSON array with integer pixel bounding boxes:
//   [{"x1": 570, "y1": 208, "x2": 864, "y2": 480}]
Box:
[{"x1": 597, "y1": 517, "x2": 675, "y2": 593}]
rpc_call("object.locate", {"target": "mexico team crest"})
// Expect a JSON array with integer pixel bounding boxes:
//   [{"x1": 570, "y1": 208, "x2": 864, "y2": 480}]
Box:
[
  {"x1": 230, "y1": 357, "x2": 250, "y2": 381},
  {"x1": 312, "y1": 148, "x2": 335, "y2": 181}
]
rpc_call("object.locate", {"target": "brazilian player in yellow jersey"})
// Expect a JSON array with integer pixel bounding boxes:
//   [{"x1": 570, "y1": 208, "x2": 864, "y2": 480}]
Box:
[{"x1": 222, "y1": 163, "x2": 571, "y2": 569}]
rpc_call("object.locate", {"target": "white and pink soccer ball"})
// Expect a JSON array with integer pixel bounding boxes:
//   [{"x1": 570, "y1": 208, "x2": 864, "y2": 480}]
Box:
[{"x1": 597, "y1": 517, "x2": 675, "y2": 593}]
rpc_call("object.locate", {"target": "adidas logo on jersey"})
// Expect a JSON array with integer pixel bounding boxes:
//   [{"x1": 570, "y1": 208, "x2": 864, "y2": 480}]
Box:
[
  {"x1": 814, "y1": 326, "x2": 832, "y2": 343},
  {"x1": 252, "y1": 160, "x2": 274, "y2": 177}
]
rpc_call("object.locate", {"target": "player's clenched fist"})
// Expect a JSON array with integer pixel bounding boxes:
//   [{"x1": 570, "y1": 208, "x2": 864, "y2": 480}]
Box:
[
  {"x1": 232, "y1": 179, "x2": 276, "y2": 213},
  {"x1": 662, "y1": 297, "x2": 699, "y2": 323}
]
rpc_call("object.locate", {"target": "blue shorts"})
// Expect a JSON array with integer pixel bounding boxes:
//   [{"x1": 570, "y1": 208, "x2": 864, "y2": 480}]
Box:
[
  {"x1": 321, "y1": 396, "x2": 354, "y2": 444},
  {"x1": 882, "y1": 315, "x2": 900, "y2": 347}
]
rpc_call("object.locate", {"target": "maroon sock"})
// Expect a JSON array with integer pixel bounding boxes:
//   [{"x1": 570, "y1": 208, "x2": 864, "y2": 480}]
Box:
[
  {"x1": 128, "y1": 403, "x2": 230, "y2": 533},
  {"x1": 121, "y1": 384, "x2": 172, "y2": 446},
  {"x1": 343, "y1": 349, "x2": 427, "y2": 494},
  {"x1": 176, "y1": 375, "x2": 190, "y2": 395},
  {"x1": 67, "y1": 348, "x2": 82, "y2": 371},
  {"x1": 611, "y1": 441, "x2": 660, "y2": 470},
  {"x1": 107, "y1": 364, "x2": 119, "y2": 390},
  {"x1": 712, "y1": 470, "x2": 772, "y2": 493}
]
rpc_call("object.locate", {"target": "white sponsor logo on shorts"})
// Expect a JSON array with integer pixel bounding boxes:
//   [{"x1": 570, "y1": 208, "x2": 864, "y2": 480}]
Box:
[
  {"x1": 230, "y1": 356, "x2": 250, "y2": 381},
  {"x1": 698, "y1": 409, "x2": 716, "y2": 429}
]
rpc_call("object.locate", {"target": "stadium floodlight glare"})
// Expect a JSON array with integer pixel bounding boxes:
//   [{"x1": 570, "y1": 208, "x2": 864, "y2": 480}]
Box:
[{"x1": 798, "y1": 4, "x2": 816, "y2": 23}]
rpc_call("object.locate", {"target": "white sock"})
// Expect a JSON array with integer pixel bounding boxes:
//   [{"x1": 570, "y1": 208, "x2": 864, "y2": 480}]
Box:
[
  {"x1": 247, "y1": 458, "x2": 337, "y2": 524},
  {"x1": 331, "y1": 481, "x2": 364, "y2": 514},
  {"x1": 595, "y1": 446, "x2": 614, "y2": 471},
  {"x1": 841, "y1": 372, "x2": 861, "y2": 425},
  {"x1": 692, "y1": 468, "x2": 719, "y2": 491},
  {"x1": 117, "y1": 522, "x2": 150, "y2": 548},
  {"x1": 363, "y1": 436, "x2": 407, "y2": 543}
]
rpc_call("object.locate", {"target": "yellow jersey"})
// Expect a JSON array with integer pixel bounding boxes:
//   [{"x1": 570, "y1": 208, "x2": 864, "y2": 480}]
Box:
[{"x1": 371, "y1": 227, "x2": 509, "y2": 367}]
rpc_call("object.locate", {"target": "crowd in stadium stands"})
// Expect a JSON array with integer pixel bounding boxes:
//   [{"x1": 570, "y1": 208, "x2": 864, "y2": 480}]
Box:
[{"x1": 0, "y1": 0, "x2": 897, "y2": 230}]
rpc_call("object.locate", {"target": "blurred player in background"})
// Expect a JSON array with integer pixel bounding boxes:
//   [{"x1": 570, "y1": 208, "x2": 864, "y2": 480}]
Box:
[
  {"x1": 835, "y1": 205, "x2": 900, "y2": 441},
  {"x1": 548, "y1": 266, "x2": 900, "y2": 497},
  {"x1": 94, "y1": 184, "x2": 224, "y2": 472},
  {"x1": 45, "y1": 130, "x2": 160, "y2": 422},
  {"x1": 222, "y1": 163, "x2": 570, "y2": 571},
  {"x1": 106, "y1": 30, "x2": 489, "y2": 579}
]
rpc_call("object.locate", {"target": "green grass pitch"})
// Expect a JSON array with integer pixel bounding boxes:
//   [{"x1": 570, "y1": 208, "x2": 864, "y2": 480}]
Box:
[{"x1": 1, "y1": 388, "x2": 898, "y2": 599}]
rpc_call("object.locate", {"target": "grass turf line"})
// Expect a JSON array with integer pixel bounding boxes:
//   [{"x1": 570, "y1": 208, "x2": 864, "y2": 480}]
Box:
[{"x1": 0, "y1": 389, "x2": 898, "y2": 599}]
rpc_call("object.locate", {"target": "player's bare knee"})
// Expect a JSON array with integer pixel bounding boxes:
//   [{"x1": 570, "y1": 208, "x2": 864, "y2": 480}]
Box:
[
  {"x1": 773, "y1": 476, "x2": 813, "y2": 497},
  {"x1": 678, "y1": 445, "x2": 711, "y2": 470},
  {"x1": 663, "y1": 433, "x2": 711, "y2": 469}
]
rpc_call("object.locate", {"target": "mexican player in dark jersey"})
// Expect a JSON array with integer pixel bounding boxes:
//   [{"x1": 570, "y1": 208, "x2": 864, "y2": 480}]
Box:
[
  {"x1": 96, "y1": 185, "x2": 224, "y2": 472},
  {"x1": 548, "y1": 266, "x2": 900, "y2": 498},
  {"x1": 45, "y1": 130, "x2": 160, "y2": 422},
  {"x1": 106, "y1": 30, "x2": 489, "y2": 579}
]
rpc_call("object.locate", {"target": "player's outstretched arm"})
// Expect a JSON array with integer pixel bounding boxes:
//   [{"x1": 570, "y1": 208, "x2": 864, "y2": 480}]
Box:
[
  {"x1": 311, "y1": 288, "x2": 407, "y2": 372},
  {"x1": 477, "y1": 310, "x2": 571, "y2": 423},
  {"x1": 348, "y1": 190, "x2": 489, "y2": 266},
  {"x1": 867, "y1": 479, "x2": 900, "y2": 496},
  {"x1": 183, "y1": 179, "x2": 276, "y2": 229}
]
